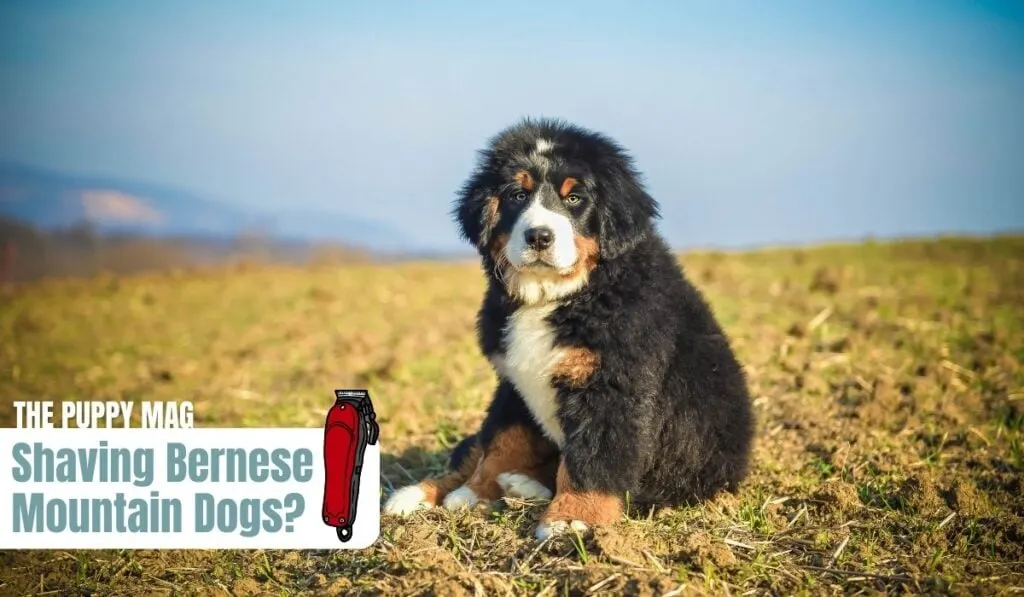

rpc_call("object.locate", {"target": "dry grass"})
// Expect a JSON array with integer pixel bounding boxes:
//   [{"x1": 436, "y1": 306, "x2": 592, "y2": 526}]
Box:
[{"x1": 1, "y1": 236, "x2": 1023, "y2": 595}]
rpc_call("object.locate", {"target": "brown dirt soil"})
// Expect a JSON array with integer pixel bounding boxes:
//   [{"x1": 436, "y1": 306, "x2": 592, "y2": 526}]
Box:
[{"x1": 2, "y1": 236, "x2": 1024, "y2": 595}]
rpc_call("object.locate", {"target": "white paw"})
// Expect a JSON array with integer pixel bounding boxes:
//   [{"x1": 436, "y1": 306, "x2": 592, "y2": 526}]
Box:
[
  {"x1": 535, "y1": 519, "x2": 589, "y2": 541},
  {"x1": 442, "y1": 485, "x2": 480, "y2": 510},
  {"x1": 497, "y1": 473, "x2": 553, "y2": 501},
  {"x1": 383, "y1": 485, "x2": 432, "y2": 516}
]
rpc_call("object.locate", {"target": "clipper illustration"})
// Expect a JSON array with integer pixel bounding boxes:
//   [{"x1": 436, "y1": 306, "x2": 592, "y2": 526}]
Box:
[{"x1": 322, "y1": 389, "x2": 379, "y2": 542}]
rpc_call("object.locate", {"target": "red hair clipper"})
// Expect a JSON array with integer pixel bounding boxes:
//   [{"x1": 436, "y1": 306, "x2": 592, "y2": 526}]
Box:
[{"x1": 322, "y1": 389, "x2": 379, "y2": 542}]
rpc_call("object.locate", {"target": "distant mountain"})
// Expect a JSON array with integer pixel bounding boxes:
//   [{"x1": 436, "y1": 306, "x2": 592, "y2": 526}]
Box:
[{"x1": 0, "y1": 162, "x2": 416, "y2": 252}]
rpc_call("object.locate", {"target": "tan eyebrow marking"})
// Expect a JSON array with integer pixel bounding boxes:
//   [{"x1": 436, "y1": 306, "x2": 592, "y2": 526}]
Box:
[
  {"x1": 515, "y1": 170, "x2": 534, "y2": 191},
  {"x1": 560, "y1": 177, "x2": 578, "y2": 198}
]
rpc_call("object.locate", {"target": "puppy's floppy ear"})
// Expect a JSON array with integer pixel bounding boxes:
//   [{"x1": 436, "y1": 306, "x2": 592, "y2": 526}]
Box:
[
  {"x1": 595, "y1": 165, "x2": 660, "y2": 260},
  {"x1": 452, "y1": 151, "x2": 503, "y2": 252}
]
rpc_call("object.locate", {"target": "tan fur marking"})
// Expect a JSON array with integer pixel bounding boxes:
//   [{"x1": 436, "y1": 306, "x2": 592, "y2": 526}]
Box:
[
  {"x1": 560, "y1": 235, "x2": 600, "y2": 280},
  {"x1": 480, "y1": 195, "x2": 500, "y2": 245},
  {"x1": 418, "y1": 442, "x2": 483, "y2": 504},
  {"x1": 552, "y1": 347, "x2": 600, "y2": 386},
  {"x1": 542, "y1": 458, "x2": 622, "y2": 526},
  {"x1": 465, "y1": 425, "x2": 558, "y2": 500},
  {"x1": 559, "y1": 177, "x2": 578, "y2": 198},
  {"x1": 489, "y1": 232, "x2": 510, "y2": 263},
  {"x1": 515, "y1": 170, "x2": 534, "y2": 191}
]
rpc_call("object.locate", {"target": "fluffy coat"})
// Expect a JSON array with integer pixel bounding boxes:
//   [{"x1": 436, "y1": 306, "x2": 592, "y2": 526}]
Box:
[{"x1": 383, "y1": 118, "x2": 755, "y2": 539}]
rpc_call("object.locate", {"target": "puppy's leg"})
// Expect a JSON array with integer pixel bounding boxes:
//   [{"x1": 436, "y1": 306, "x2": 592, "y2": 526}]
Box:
[
  {"x1": 535, "y1": 456, "x2": 623, "y2": 540},
  {"x1": 443, "y1": 422, "x2": 558, "y2": 510},
  {"x1": 440, "y1": 379, "x2": 559, "y2": 509},
  {"x1": 532, "y1": 350, "x2": 657, "y2": 540},
  {"x1": 383, "y1": 434, "x2": 482, "y2": 516},
  {"x1": 384, "y1": 380, "x2": 557, "y2": 515}
]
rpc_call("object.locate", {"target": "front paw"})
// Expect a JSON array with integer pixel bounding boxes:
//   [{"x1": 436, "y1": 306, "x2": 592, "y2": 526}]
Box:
[
  {"x1": 533, "y1": 457, "x2": 623, "y2": 541},
  {"x1": 442, "y1": 485, "x2": 481, "y2": 510},
  {"x1": 383, "y1": 485, "x2": 434, "y2": 516},
  {"x1": 497, "y1": 473, "x2": 553, "y2": 501},
  {"x1": 535, "y1": 519, "x2": 590, "y2": 541}
]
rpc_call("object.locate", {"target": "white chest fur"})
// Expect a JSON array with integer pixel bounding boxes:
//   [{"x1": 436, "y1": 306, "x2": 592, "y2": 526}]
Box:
[{"x1": 500, "y1": 303, "x2": 566, "y2": 447}]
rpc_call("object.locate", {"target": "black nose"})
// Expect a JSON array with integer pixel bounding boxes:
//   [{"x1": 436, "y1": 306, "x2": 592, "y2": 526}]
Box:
[{"x1": 525, "y1": 226, "x2": 554, "y2": 250}]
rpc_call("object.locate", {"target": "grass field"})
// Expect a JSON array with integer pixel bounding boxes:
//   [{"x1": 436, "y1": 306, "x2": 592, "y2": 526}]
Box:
[{"x1": 2, "y1": 236, "x2": 1023, "y2": 596}]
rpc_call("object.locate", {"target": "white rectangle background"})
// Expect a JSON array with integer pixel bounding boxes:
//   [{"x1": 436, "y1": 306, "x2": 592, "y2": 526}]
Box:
[{"x1": 0, "y1": 428, "x2": 380, "y2": 549}]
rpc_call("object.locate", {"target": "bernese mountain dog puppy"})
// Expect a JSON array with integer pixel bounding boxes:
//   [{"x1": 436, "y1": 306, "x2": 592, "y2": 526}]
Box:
[{"x1": 384, "y1": 118, "x2": 755, "y2": 540}]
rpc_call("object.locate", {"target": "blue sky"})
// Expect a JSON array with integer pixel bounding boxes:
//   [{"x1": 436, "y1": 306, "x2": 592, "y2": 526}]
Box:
[{"x1": 1, "y1": 0, "x2": 1022, "y2": 250}]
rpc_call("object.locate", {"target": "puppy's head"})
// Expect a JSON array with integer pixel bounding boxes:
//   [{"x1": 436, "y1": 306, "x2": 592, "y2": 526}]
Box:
[{"x1": 453, "y1": 118, "x2": 660, "y2": 304}]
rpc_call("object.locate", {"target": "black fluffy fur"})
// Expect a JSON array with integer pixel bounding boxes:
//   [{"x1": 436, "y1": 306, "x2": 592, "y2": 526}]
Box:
[{"x1": 451, "y1": 118, "x2": 755, "y2": 507}]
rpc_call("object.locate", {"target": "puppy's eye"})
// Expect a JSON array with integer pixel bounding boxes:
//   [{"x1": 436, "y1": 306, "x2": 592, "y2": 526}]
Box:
[
  {"x1": 513, "y1": 191, "x2": 528, "y2": 202},
  {"x1": 564, "y1": 194, "x2": 582, "y2": 206}
]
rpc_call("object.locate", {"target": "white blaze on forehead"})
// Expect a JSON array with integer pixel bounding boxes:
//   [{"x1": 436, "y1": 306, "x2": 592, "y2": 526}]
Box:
[
  {"x1": 530, "y1": 138, "x2": 555, "y2": 172},
  {"x1": 507, "y1": 197, "x2": 577, "y2": 271}
]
